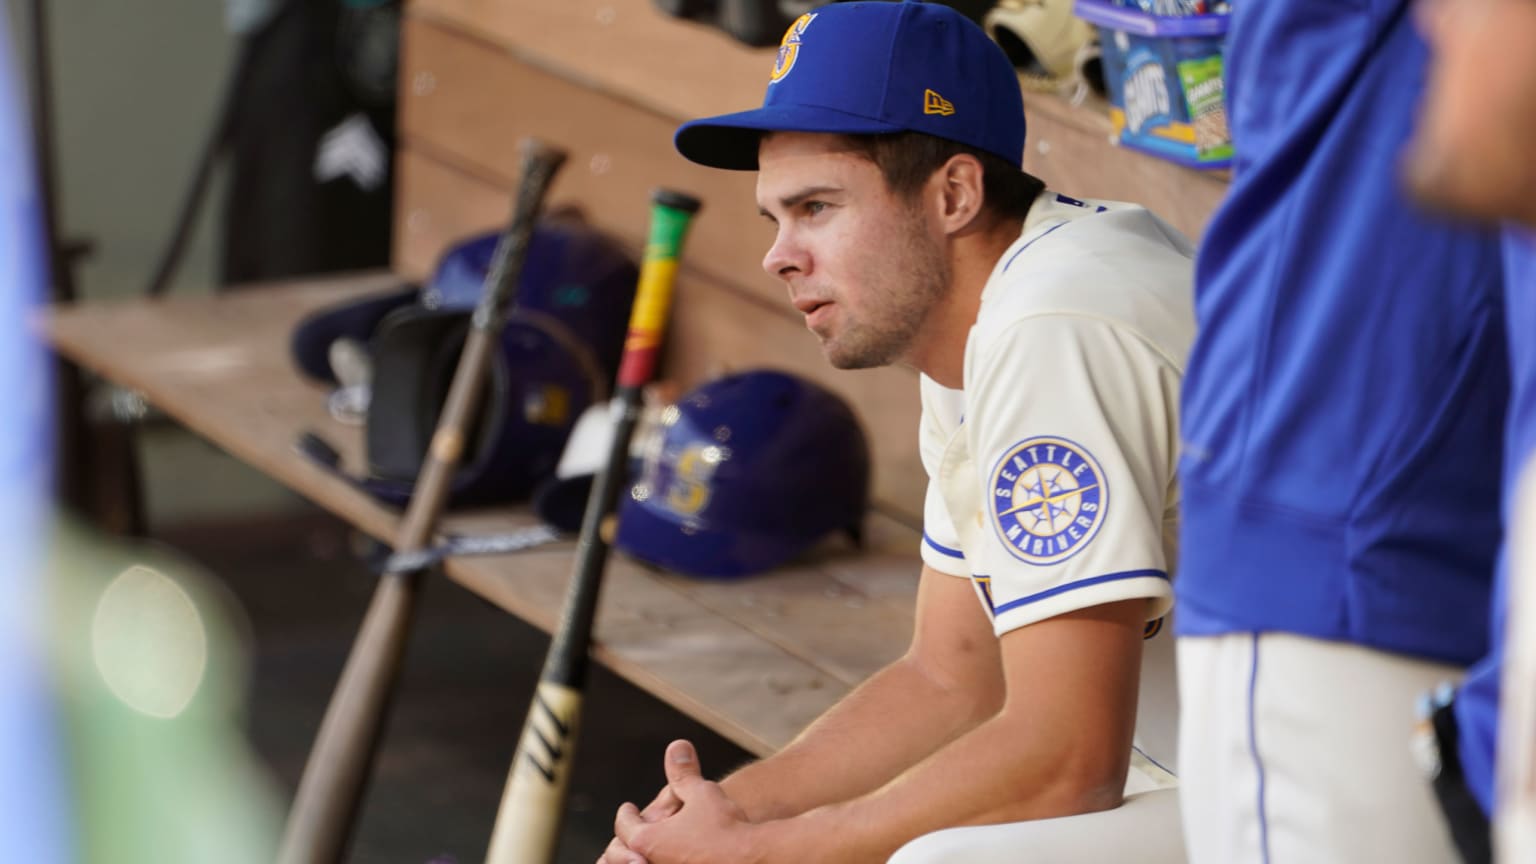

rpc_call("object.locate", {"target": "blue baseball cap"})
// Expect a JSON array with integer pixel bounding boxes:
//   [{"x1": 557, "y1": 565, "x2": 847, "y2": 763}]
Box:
[{"x1": 674, "y1": 1, "x2": 1025, "y2": 171}]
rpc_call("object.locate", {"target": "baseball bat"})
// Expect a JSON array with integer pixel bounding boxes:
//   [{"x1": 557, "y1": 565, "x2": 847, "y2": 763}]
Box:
[
  {"x1": 483, "y1": 189, "x2": 703, "y2": 864},
  {"x1": 276, "y1": 139, "x2": 568, "y2": 864}
]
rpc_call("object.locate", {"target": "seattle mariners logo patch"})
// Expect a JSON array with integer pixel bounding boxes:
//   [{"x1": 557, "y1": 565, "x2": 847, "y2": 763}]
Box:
[
  {"x1": 990, "y1": 436, "x2": 1106, "y2": 565},
  {"x1": 771, "y1": 13, "x2": 817, "y2": 83}
]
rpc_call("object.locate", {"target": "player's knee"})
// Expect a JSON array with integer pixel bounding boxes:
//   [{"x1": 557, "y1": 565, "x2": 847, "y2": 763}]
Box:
[
  {"x1": 885, "y1": 830, "x2": 953, "y2": 864},
  {"x1": 886, "y1": 790, "x2": 1186, "y2": 864}
]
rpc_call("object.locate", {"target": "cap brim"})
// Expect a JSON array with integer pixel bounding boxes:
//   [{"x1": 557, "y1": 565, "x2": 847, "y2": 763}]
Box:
[
  {"x1": 675, "y1": 103, "x2": 907, "y2": 170},
  {"x1": 290, "y1": 286, "x2": 417, "y2": 383}
]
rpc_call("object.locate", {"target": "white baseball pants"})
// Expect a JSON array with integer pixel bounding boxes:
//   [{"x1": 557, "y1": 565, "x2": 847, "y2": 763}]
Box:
[
  {"x1": 887, "y1": 787, "x2": 1184, "y2": 863},
  {"x1": 1177, "y1": 632, "x2": 1464, "y2": 864}
]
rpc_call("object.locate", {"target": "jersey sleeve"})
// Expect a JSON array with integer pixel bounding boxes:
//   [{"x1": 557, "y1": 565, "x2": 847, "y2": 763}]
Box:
[
  {"x1": 918, "y1": 375, "x2": 971, "y2": 577},
  {"x1": 922, "y1": 483, "x2": 970, "y2": 576},
  {"x1": 965, "y1": 313, "x2": 1179, "y2": 635}
]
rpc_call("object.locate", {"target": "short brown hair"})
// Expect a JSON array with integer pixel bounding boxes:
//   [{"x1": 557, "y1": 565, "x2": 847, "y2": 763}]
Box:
[{"x1": 844, "y1": 132, "x2": 1043, "y2": 223}]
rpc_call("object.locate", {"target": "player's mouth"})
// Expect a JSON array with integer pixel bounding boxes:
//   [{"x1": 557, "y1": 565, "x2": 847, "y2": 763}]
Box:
[{"x1": 793, "y1": 297, "x2": 833, "y2": 330}]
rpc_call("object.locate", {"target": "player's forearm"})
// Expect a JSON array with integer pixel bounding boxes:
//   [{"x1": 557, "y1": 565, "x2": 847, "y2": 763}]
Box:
[
  {"x1": 754, "y1": 704, "x2": 1131, "y2": 864},
  {"x1": 721, "y1": 653, "x2": 999, "y2": 822}
]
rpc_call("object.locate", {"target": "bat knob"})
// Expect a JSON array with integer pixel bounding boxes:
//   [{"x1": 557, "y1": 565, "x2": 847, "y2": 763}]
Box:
[
  {"x1": 652, "y1": 188, "x2": 703, "y2": 213},
  {"x1": 520, "y1": 139, "x2": 571, "y2": 173}
]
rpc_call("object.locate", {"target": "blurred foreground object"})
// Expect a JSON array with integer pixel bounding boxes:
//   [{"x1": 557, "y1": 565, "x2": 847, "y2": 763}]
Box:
[
  {"x1": 1405, "y1": 0, "x2": 1536, "y2": 227},
  {"x1": 1502, "y1": 459, "x2": 1536, "y2": 862},
  {"x1": 1403, "y1": 4, "x2": 1536, "y2": 857},
  {"x1": 0, "y1": 2, "x2": 70, "y2": 858},
  {"x1": 47, "y1": 519, "x2": 283, "y2": 864}
]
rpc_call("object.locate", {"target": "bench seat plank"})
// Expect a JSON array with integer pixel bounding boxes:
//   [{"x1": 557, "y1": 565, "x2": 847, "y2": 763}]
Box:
[{"x1": 40, "y1": 275, "x2": 920, "y2": 755}]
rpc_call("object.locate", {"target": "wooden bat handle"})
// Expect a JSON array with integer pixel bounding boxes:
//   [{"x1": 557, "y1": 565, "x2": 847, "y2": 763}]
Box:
[
  {"x1": 399, "y1": 140, "x2": 567, "y2": 551},
  {"x1": 276, "y1": 139, "x2": 568, "y2": 864}
]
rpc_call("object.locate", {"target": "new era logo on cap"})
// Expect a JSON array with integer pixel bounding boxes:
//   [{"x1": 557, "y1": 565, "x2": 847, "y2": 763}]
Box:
[{"x1": 674, "y1": 1, "x2": 1026, "y2": 171}]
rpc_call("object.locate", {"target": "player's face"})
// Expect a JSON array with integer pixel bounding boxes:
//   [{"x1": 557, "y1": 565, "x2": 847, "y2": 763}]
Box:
[
  {"x1": 756, "y1": 132, "x2": 949, "y2": 370},
  {"x1": 1406, "y1": 0, "x2": 1536, "y2": 226}
]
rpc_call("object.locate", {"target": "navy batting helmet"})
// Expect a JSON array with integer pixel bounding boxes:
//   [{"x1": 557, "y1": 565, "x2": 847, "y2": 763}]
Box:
[
  {"x1": 417, "y1": 219, "x2": 637, "y2": 385},
  {"x1": 361, "y1": 310, "x2": 606, "y2": 507},
  {"x1": 290, "y1": 217, "x2": 637, "y2": 386},
  {"x1": 614, "y1": 370, "x2": 871, "y2": 579},
  {"x1": 289, "y1": 218, "x2": 636, "y2": 506}
]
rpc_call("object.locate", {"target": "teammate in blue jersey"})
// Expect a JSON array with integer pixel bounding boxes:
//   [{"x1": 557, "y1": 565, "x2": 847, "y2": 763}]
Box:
[
  {"x1": 1407, "y1": 1, "x2": 1536, "y2": 860},
  {"x1": 1174, "y1": 0, "x2": 1509, "y2": 861}
]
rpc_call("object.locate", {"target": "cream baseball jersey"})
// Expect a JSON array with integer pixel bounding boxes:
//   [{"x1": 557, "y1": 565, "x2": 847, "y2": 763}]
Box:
[{"x1": 919, "y1": 190, "x2": 1195, "y2": 772}]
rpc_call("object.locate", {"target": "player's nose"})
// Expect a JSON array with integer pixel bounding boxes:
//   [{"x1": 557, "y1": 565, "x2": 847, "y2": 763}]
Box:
[{"x1": 762, "y1": 226, "x2": 808, "y2": 282}]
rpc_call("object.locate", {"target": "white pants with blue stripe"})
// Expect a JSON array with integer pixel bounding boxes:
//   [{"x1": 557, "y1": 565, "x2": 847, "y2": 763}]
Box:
[{"x1": 1177, "y1": 633, "x2": 1463, "y2": 864}]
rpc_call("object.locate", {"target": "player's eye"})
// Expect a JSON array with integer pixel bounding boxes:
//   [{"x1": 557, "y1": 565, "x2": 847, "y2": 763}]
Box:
[{"x1": 804, "y1": 200, "x2": 828, "y2": 217}]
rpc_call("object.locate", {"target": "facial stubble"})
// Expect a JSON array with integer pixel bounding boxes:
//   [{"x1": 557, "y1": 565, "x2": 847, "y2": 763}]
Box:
[{"x1": 821, "y1": 207, "x2": 951, "y2": 370}]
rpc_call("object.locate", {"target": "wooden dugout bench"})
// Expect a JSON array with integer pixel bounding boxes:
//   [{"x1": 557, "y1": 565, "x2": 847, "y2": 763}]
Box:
[
  {"x1": 42, "y1": 275, "x2": 922, "y2": 757},
  {"x1": 44, "y1": 0, "x2": 1227, "y2": 758}
]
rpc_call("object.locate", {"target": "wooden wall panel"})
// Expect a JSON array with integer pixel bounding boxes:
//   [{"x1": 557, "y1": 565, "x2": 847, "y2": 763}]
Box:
[
  {"x1": 394, "y1": 148, "x2": 927, "y2": 523},
  {"x1": 394, "y1": 147, "x2": 506, "y2": 282},
  {"x1": 398, "y1": 15, "x2": 784, "y2": 311},
  {"x1": 409, "y1": 0, "x2": 777, "y2": 123},
  {"x1": 404, "y1": 0, "x2": 1228, "y2": 240}
]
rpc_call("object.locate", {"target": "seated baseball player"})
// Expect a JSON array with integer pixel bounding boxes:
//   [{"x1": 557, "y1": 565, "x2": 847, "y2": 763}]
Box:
[{"x1": 600, "y1": 2, "x2": 1193, "y2": 861}]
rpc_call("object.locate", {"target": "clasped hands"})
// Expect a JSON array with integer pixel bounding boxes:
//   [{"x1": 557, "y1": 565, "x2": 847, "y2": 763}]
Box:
[{"x1": 598, "y1": 739, "x2": 767, "y2": 864}]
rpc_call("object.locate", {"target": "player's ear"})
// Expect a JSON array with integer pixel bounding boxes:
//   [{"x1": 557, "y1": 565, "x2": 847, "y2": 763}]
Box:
[{"x1": 935, "y1": 153, "x2": 986, "y2": 235}]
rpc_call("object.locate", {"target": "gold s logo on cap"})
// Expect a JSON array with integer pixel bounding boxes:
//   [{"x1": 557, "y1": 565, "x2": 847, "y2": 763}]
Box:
[
  {"x1": 923, "y1": 89, "x2": 955, "y2": 116},
  {"x1": 771, "y1": 13, "x2": 818, "y2": 83},
  {"x1": 522, "y1": 384, "x2": 571, "y2": 427},
  {"x1": 664, "y1": 444, "x2": 719, "y2": 516}
]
